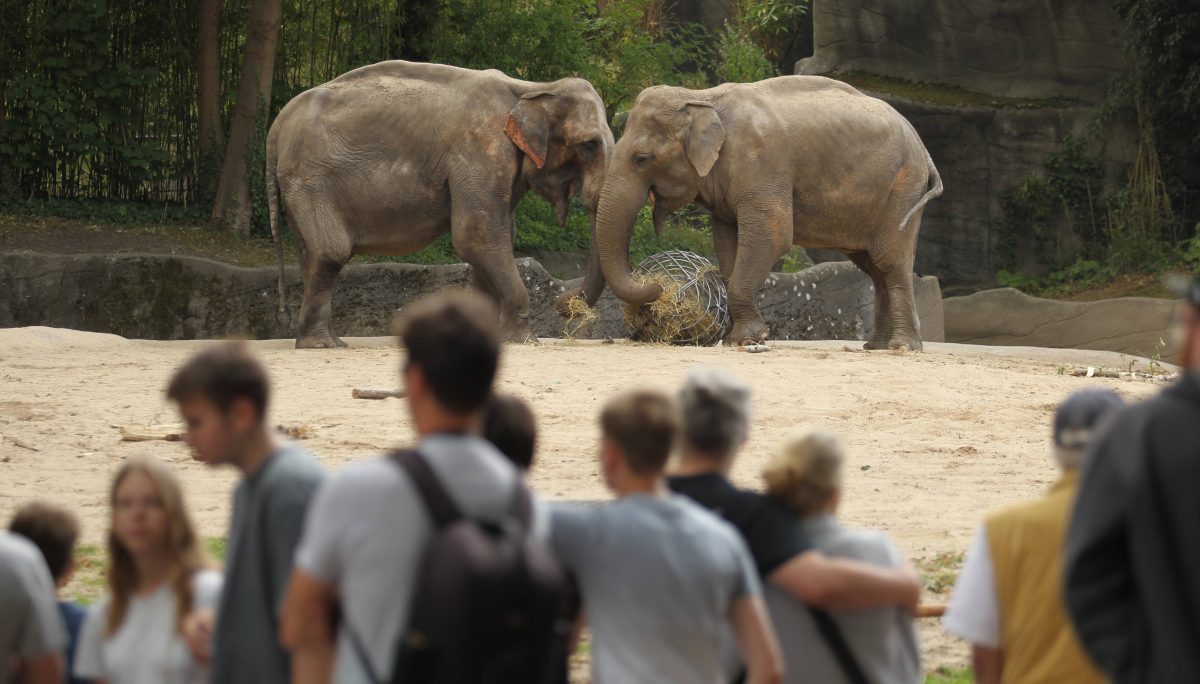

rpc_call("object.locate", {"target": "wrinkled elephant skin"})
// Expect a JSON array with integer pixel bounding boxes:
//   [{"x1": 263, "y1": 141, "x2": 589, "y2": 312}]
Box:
[
  {"x1": 594, "y1": 76, "x2": 942, "y2": 350},
  {"x1": 266, "y1": 61, "x2": 614, "y2": 347}
]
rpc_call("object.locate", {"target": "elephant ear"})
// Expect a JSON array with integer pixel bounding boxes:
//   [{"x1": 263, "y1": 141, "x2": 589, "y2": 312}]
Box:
[
  {"x1": 683, "y1": 101, "x2": 725, "y2": 178},
  {"x1": 505, "y1": 91, "x2": 556, "y2": 169}
]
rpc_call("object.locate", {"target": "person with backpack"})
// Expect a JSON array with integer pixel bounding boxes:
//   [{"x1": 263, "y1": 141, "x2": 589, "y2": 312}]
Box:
[
  {"x1": 282, "y1": 291, "x2": 563, "y2": 684},
  {"x1": 550, "y1": 389, "x2": 783, "y2": 684}
]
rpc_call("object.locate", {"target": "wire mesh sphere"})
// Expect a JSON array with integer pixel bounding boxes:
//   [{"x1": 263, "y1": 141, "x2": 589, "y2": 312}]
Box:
[{"x1": 623, "y1": 250, "x2": 731, "y2": 346}]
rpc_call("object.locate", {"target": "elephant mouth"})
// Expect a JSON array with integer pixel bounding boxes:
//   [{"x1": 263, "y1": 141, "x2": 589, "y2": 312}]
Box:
[
  {"x1": 554, "y1": 178, "x2": 580, "y2": 226},
  {"x1": 648, "y1": 187, "x2": 656, "y2": 210}
]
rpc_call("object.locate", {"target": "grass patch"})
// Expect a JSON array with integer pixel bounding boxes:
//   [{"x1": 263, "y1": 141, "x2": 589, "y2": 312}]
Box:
[
  {"x1": 835, "y1": 70, "x2": 1068, "y2": 110},
  {"x1": 925, "y1": 666, "x2": 973, "y2": 683},
  {"x1": 996, "y1": 259, "x2": 1177, "y2": 300},
  {"x1": 916, "y1": 549, "x2": 965, "y2": 596}
]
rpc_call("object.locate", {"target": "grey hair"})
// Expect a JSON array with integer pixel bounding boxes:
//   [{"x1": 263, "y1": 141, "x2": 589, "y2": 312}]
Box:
[{"x1": 677, "y1": 366, "x2": 751, "y2": 458}]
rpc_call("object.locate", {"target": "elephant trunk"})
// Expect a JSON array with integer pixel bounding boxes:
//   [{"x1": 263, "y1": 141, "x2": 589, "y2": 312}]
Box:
[{"x1": 596, "y1": 174, "x2": 662, "y2": 305}]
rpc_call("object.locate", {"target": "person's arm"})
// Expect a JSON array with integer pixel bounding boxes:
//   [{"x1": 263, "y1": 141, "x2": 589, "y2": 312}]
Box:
[
  {"x1": 15, "y1": 654, "x2": 63, "y2": 684},
  {"x1": 769, "y1": 550, "x2": 921, "y2": 612},
  {"x1": 728, "y1": 595, "x2": 783, "y2": 684},
  {"x1": 267, "y1": 470, "x2": 324, "y2": 617},
  {"x1": 971, "y1": 645, "x2": 1002, "y2": 684},
  {"x1": 280, "y1": 569, "x2": 336, "y2": 684},
  {"x1": 1064, "y1": 426, "x2": 1143, "y2": 682}
]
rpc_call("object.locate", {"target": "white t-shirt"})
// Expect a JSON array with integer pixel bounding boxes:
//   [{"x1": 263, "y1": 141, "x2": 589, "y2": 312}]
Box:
[
  {"x1": 942, "y1": 525, "x2": 1000, "y2": 648},
  {"x1": 295, "y1": 435, "x2": 546, "y2": 684},
  {"x1": 75, "y1": 569, "x2": 223, "y2": 684}
]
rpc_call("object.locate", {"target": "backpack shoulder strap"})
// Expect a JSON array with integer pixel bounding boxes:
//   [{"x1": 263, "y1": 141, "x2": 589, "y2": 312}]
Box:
[{"x1": 390, "y1": 449, "x2": 461, "y2": 528}]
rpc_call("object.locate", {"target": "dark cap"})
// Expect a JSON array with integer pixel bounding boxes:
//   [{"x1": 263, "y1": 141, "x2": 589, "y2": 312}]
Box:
[
  {"x1": 1054, "y1": 388, "x2": 1125, "y2": 449},
  {"x1": 1166, "y1": 274, "x2": 1200, "y2": 309}
]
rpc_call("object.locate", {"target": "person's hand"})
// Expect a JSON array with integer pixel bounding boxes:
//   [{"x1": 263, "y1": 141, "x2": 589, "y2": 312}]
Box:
[{"x1": 183, "y1": 609, "x2": 215, "y2": 664}]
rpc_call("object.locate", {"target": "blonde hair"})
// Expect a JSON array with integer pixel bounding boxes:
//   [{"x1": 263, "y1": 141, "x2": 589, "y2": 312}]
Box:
[
  {"x1": 763, "y1": 428, "x2": 845, "y2": 517},
  {"x1": 105, "y1": 458, "x2": 211, "y2": 637}
]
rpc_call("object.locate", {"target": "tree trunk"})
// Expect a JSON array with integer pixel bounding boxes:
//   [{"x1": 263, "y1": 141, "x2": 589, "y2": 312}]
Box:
[
  {"x1": 197, "y1": 0, "x2": 223, "y2": 196},
  {"x1": 209, "y1": 0, "x2": 281, "y2": 236}
]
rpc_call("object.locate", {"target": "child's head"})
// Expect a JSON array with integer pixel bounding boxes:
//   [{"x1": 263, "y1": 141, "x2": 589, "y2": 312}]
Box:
[
  {"x1": 479, "y1": 393, "x2": 538, "y2": 470},
  {"x1": 9, "y1": 501, "x2": 80, "y2": 589},
  {"x1": 167, "y1": 342, "x2": 272, "y2": 468},
  {"x1": 762, "y1": 428, "x2": 845, "y2": 517}
]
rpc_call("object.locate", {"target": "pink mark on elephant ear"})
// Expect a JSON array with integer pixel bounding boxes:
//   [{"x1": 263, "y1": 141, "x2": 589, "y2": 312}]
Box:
[{"x1": 505, "y1": 115, "x2": 546, "y2": 169}]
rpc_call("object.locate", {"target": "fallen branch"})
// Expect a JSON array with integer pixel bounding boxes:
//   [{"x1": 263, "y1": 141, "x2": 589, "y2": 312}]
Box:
[
  {"x1": 915, "y1": 603, "x2": 946, "y2": 619},
  {"x1": 115, "y1": 424, "x2": 184, "y2": 442},
  {"x1": 1067, "y1": 366, "x2": 1178, "y2": 382},
  {"x1": 352, "y1": 388, "x2": 407, "y2": 400},
  {"x1": 10, "y1": 438, "x2": 40, "y2": 452}
]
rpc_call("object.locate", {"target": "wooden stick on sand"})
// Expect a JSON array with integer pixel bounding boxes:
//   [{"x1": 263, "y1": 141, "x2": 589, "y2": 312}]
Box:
[{"x1": 351, "y1": 388, "x2": 408, "y2": 400}]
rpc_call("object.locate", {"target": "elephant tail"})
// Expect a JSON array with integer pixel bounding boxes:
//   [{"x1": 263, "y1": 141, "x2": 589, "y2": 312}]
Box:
[
  {"x1": 899, "y1": 150, "x2": 943, "y2": 231},
  {"x1": 266, "y1": 133, "x2": 287, "y2": 322}
]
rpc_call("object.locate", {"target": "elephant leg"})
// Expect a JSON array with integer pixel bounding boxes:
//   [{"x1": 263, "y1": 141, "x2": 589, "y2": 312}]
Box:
[
  {"x1": 451, "y1": 204, "x2": 535, "y2": 344},
  {"x1": 881, "y1": 264, "x2": 922, "y2": 351},
  {"x1": 295, "y1": 247, "x2": 350, "y2": 349},
  {"x1": 712, "y1": 216, "x2": 737, "y2": 282},
  {"x1": 847, "y1": 251, "x2": 891, "y2": 349},
  {"x1": 724, "y1": 209, "x2": 791, "y2": 345}
]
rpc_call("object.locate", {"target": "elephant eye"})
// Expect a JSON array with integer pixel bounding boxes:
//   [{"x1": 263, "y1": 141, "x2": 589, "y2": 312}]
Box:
[{"x1": 634, "y1": 151, "x2": 652, "y2": 164}]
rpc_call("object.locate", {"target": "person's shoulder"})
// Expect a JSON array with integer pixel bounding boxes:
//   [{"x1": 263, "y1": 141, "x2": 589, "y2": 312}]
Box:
[
  {"x1": 322, "y1": 457, "x2": 408, "y2": 498},
  {"x1": 0, "y1": 530, "x2": 43, "y2": 567},
  {"x1": 264, "y1": 443, "x2": 325, "y2": 481},
  {"x1": 674, "y1": 495, "x2": 744, "y2": 543},
  {"x1": 829, "y1": 526, "x2": 899, "y2": 566}
]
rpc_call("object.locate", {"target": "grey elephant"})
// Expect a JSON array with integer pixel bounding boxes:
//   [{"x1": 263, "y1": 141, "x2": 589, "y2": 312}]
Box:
[
  {"x1": 266, "y1": 60, "x2": 613, "y2": 347},
  {"x1": 595, "y1": 76, "x2": 942, "y2": 350}
]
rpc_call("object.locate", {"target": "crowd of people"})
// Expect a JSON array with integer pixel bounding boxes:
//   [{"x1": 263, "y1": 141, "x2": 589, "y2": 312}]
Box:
[{"x1": 4, "y1": 282, "x2": 1200, "y2": 684}]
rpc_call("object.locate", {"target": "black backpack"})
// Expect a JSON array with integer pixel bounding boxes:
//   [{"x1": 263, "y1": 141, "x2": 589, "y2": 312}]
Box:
[{"x1": 350, "y1": 449, "x2": 573, "y2": 684}]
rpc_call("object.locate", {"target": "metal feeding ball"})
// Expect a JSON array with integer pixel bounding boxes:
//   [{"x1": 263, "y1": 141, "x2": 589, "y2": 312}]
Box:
[{"x1": 623, "y1": 250, "x2": 731, "y2": 346}]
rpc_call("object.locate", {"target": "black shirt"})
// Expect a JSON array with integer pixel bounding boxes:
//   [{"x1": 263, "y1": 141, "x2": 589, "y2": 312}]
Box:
[{"x1": 668, "y1": 472, "x2": 812, "y2": 578}]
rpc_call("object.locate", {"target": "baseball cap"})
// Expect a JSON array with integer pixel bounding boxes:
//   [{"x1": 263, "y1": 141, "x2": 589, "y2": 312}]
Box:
[{"x1": 1053, "y1": 388, "x2": 1125, "y2": 449}]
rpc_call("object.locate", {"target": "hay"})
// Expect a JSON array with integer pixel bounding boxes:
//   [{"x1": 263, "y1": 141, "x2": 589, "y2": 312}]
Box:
[
  {"x1": 622, "y1": 251, "x2": 730, "y2": 345},
  {"x1": 562, "y1": 294, "x2": 599, "y2": 339}
]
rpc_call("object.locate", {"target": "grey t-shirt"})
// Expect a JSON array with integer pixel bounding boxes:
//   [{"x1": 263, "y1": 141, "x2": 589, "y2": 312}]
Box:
[
  {"x1": 0, "y1": 531, "x2": 67, "y2": 684},
  {"x1": 295, "y1": 434, "x2": 545, "y2": 684},
  {"x1": 211, "y1": 443, "x2": 324, "y2": 684},
  {"x1": 766, "y1": 514, "x2": 921, "y2": 684},
  {"x1": 550, "y1": 494, "x2": 760, "y2": 684}
]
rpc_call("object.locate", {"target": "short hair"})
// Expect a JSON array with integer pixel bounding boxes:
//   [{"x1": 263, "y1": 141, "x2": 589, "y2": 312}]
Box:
[
  {"x1": 394, "y1": 291, "x2": 501, "y2": 413},
  {"x1": 763, "y1": 428, "x2": 845, "y2": 517},
  {"x1": 166, "y1": 342, "x2": 270, "y2": 419},
  {"x1": 10, "y1": 501, "x2": 80, "y2": 583},
  {"x1": 481, "y1": 393, "x2": 538, "y2": 470},
  {"x1": 678, "y1": 366, "x2": 751, "y2": 458},
  {"x1": 600, "y1": 390, "x2": 679, "y2": 475}
]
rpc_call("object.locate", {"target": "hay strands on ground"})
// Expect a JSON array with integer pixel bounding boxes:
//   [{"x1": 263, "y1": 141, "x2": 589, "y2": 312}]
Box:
[
  {"x1": 741, "y1": 343, "x2": 771, "y2": 353},
  {"x1": 562, "y1": 295, "x2": 599, "y2": 339},
  {"x1": 351, "y1": 387, "x2": 407, "y2": 400},
  {"x1": 1066, "y1": 366, "x2": 1178, "y2": 382}
]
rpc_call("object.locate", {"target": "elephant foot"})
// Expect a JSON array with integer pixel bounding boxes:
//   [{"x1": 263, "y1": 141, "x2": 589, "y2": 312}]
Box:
[
  {"x1": 884, "y1": 335, "x2": 923, "y2": 352},
  {"x1": 296, "y1": 334, "x2": 348, "y2": 349},
  {"x1": 862, "y1": 338, "x2": 888, "y2": 351},
  {"x1": 726, "y1": 320, "x2": 768, "y2": 346}
]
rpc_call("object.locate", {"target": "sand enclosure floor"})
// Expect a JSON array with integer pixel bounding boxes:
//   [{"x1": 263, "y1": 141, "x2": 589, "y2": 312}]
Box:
[{"x1": 0, "y1": 327, "x2": 1166, "y2": 672}]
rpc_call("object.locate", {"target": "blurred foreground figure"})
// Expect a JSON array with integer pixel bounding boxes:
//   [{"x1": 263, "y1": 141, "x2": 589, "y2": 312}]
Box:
[
  {"x1": 944, "y1": 388, "x2": 1123, "y2": 684},
  {"x1": 1065, "y1": 275, "x2": 1200, "y2": 683}
]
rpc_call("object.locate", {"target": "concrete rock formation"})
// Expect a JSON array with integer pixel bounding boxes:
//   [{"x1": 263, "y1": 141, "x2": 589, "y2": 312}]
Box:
[
  {"x1": 797, "y1": 0, "x2": 1125, "y2": 104},
  {"x1": 944, "y1": 288, "x2": 1180, "y2": 358},
  {"x1": 0, "y1": 251, "x2": 943, "y2": 345}
]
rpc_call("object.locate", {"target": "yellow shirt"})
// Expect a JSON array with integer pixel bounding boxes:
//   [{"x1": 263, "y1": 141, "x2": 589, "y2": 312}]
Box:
[{"x1": 985, "y1": 471, "x2": 1104, "y2": 684}]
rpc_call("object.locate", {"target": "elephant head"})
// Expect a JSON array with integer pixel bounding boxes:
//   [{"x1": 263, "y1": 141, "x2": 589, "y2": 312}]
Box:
[
  {"x1": 594, "y1": 87, "x2": 725, "y2": 305},
  {"x1": 504, "y1": 79, "x2": 614, "y2": 311}
]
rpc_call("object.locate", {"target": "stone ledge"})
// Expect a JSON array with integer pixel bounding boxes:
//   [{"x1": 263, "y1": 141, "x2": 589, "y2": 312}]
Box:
[{"x1": 0, "y1": 251, "x2": 942, "y2": 344}]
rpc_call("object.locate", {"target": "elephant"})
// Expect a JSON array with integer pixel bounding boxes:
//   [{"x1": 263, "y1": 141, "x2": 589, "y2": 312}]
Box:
[
  {"x1": 594, "y1": 76, "x2": 942, "y2": 350},
  {"x1": 266, "y1": 60, "x2": 614, "y2": 348}
]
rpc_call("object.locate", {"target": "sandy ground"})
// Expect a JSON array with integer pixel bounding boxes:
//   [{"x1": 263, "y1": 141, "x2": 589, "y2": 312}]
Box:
[{"x1": 0, "y1": 327, "x2": 1169, "y2": 674}]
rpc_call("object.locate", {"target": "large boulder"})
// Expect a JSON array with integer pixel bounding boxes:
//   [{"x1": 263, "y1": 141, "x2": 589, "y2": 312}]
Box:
[
  {"x1": 945, "y1": 288, "x2": 1181, "y2": 358},
  {"x1": 0, "y1": 251, "x2": 942, "y2": 344},
  {"x1": 797, "y1": 0, "x2": 1125, "y2": 104}
]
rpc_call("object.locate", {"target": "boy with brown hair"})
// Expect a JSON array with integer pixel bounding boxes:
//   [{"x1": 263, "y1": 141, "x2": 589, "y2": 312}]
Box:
[
  {"x1": 166, "y1": 342, "x2": 324, "y2": 684},
  {"x1": 548, "y1": 389, "x2": 783, "y2": 684},
  {"x1": 9, "y1": 502, "x2": 86, "y2": 684}
]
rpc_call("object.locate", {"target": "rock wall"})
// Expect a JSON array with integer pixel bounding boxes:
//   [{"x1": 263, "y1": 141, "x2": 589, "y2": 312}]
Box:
[
  {"x1": 944, "y1": 288, "x2": 1180, "y2": 358},
  {"x1": 797, "y1": 0, "x2": 1125, "y2": 104},
  {"x1": 0, "y1": 252, "x2": 943, "y2": 344}
]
